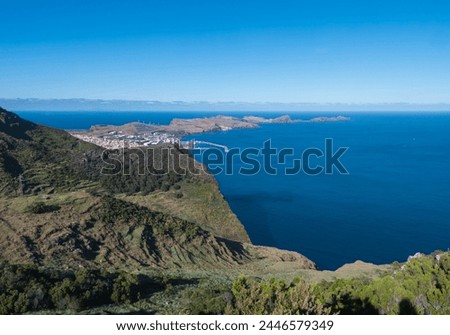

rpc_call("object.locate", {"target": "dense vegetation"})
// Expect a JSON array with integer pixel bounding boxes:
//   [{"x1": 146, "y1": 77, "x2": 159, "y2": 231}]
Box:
[
  {"x1": 184, "y1": 252, "x2": 450, "y2": 315},
  {"x1": 2, "y1": 252, "x2": 449, "y2": 314},
  {"x1": 0, "y1": 262, "x2": 164, "y2": 314}
]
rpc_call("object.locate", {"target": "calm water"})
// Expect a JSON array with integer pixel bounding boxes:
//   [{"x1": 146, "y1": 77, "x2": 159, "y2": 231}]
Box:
[{"x1": 17, "y1": 111, "x2": 450, "y2": 269}]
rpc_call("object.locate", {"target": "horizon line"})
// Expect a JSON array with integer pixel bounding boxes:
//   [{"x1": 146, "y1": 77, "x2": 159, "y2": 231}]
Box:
[
  {"x1": 2, "y1": 98, "x2": 450, "y2": 112},
  {"x1": 2, "y1": 97, "x2": 450, "y2": 105}
]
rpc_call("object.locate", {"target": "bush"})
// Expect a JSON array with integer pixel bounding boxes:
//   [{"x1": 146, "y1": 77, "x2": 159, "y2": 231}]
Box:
[
  {"x1": 49, "y1": 278, "x2": 79, "y2": 310},
  {"x1": 111, "y1": 272, "x2": 140, "y2": 304},
  {"x1": 182, "y1": 286, "x2": 231, "y2": 314},
  {"x1": 25, "y1": 201, "x2": 60, "y2": 214},
  {"x1": 227, "y1": 277, "x2": 324, "y2": 315}
]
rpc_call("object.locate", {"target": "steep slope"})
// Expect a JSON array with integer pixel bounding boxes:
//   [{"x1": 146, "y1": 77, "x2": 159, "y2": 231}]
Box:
[
  {"x1": 0, "y1": 107, "x2": 315, "y2": 272},
  {"x1": 0, "y1": 194, "x2": 249, "y2": 269},
  {"x1": 0, "y1": 107, "x2": 197, "y2": 196},
  {"x1": 0, "y1": 107, "x2": 92, "y2": 194},
  {"x1": 0, "y1": 190, "x2": 315, "y2": 271},
  {"x1": 0, "y1": 107, "x2": 248, "y2": 240}
]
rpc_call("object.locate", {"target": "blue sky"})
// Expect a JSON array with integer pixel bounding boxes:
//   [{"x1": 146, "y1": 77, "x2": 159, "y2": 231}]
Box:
[{"x1": 1, "y1": 0, "x2": 450, "y2": 103}]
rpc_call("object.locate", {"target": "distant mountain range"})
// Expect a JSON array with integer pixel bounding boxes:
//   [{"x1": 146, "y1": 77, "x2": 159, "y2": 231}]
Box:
[{"x1": 1, "y1": 98, "x2": 450, "y2": 112}]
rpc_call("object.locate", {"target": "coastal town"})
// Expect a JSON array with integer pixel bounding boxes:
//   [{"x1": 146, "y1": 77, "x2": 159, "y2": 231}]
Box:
[{"x1": 71, "y1": 131, "x2": 179, "y2": 150}]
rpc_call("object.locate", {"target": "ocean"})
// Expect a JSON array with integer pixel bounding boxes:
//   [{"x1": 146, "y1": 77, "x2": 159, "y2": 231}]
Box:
[{"x1": 17, "y1": 111, "x2": 450, "y2": 270}]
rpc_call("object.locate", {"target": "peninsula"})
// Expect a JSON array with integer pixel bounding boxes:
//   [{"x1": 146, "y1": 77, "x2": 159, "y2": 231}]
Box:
[{"x1": 70, "y1": 114, "x2": 350, "y2": 149}]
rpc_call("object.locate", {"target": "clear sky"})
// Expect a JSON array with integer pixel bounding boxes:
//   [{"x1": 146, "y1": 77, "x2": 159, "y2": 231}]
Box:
[{"x1": 1, "y1": 0, "x2": 450, "y2": 103}]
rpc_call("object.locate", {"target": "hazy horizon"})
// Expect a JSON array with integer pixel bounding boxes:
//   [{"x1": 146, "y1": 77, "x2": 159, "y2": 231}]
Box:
[{"x1": 2, "y1": 98, "x2": 450, "y2": 112}]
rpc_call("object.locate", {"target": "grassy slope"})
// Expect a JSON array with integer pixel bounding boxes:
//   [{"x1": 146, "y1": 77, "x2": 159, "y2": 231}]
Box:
[
  {"x1": 0, "y1": 188, "x2": 316, "y2": 272},
  {"x1": 121, "y1": 178, "x2": 250, "y2": 243}
]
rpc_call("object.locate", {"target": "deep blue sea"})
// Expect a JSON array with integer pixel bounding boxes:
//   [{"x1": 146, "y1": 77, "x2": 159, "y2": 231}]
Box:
[{"x1": 17, "y1": 111, "x2": 450, "y2": 270}]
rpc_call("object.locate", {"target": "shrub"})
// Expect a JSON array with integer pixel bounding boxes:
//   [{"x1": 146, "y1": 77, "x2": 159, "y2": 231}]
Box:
[
  {"x1": 227, "y1": 277, "x2": 324, "y2": 315},
  {"x1": 25, "y1": 201, "x2": 60, "y2": 214},
  {"x1": 111, "y1": 272, "x2": 140, "y2": 304},
  {"x1": 182, "y1": 286, "x2": 231, "y2": 314}
]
